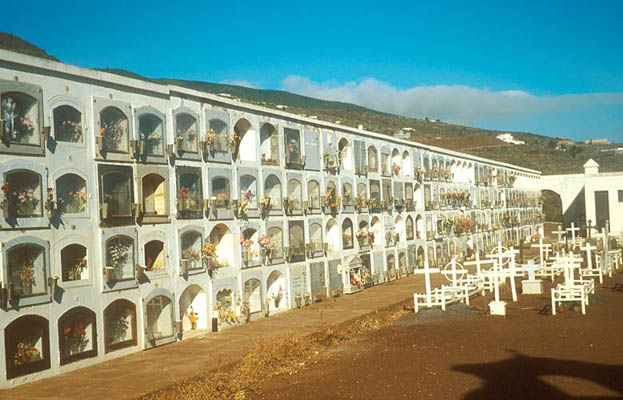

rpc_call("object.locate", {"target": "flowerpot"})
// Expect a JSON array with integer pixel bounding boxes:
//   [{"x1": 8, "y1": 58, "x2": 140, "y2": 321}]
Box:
[
  {"x1": 104, "y1": 267, "x2": 114, "y2": 283},
  {"x1": 101, "y1": 203, "x2": 109, "y2": 220}
]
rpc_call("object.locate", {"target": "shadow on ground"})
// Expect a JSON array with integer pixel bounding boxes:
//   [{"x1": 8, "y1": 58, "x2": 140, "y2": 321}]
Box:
[{"x1": 453, "y1": 350, "x2": 623, "y2": 399}]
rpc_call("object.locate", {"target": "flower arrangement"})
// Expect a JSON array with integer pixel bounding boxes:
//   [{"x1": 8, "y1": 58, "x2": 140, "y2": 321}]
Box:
[
  {"x1": 202, "y1": 243, "x2": 217, "y2": 259},
  {"x1": 206, "y1": 129, "x2": 216, "y2": 147},
  {"x1": 57, "y1": 120, "x2": 83, "y2": 142},
  {"x1": 415, "y1": 167, "x2": 425, "y2": 179},
  {"x1": 68, "y1": 257, "x2": 87, "y2": 281},
  {"x1": 45, "y1": 188, "x2": 55, "y2": 214},
  {"x1": 107, "y1": 238, "x2": 131, "y2": 271},
  {"x1": 63, "y1": 189, "x2": 87, "y2": 213},
  {"x1": 217, "y1": 192, "x2": 229, "y2": 201},
  {"x1": 100, "y1": 122, "x2": 125, "y2": 148},
  {"x1": 113, "y1": 313, "x2": 130, "y2": 343},
  {"x1": 18, "y1": 257, "x2": 35, "y2": 286},
  {"x1": 392, "y1": 163, "x2": 401, "y2": 175},
  {"x1": 367, "y1": 198, "x2": 376, "y2": 208},
  {"x1": 230, "y1": 131, "x2": 241, "y2": 147},
  {"x1": 63, "y1": 322, "x2": 88, "y2": 354},
  {"x1": 13, "y1": 340, "x2": 41, "y2": 365},
  {"x1": 182, "y1": 248, "x2": 201, "y2": 263},
  {"x1": 258, "y1": 234, "x2": 274, "y2": 249},
  {"x1": 15, "y1": 187, "x2": 39, "y2": 215},
  {"x1": 1, "y1": 183, "x2": 9, "y2": 214},
  {"x1": 260, "y1": 196, "x2": 271, "y2": 210},
  {"x1": 349, "y1": 270, "x2": 362, "y2": 287},
  {"x1": 215, "y1": 301, "x2": 240, "y2": 325}
]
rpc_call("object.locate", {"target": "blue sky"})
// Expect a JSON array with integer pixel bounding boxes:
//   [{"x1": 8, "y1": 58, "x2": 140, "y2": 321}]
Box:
[{"x1": 4, "y1": 0, "x2": 623, "y2": 142}]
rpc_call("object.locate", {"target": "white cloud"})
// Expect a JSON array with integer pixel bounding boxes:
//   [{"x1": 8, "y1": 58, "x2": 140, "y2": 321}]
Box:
[
  {"x1": 281, "y1": 75, "x2": 623, "y2": 126},
  {"x1": 221, "y1": 79, "x2": 256, "y2": 89}
]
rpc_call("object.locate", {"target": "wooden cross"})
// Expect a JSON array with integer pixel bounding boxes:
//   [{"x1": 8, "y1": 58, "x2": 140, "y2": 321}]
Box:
[
  {"x1": 566, "y1": 222, "x2": 580, "y2": 250},
  {"x1": 413, "y1": 260, "x2": 440, "y2": 307}
]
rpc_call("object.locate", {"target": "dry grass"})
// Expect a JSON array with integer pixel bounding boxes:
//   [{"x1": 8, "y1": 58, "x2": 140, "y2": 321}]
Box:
[{"x1": 140, "y1": 308, "x2": 407, "y2": 400}]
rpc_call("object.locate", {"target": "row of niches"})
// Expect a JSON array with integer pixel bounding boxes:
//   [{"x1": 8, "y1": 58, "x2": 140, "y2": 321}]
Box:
[{"x1": 0, "y1": 88, "x2": 538, "y2": 185}]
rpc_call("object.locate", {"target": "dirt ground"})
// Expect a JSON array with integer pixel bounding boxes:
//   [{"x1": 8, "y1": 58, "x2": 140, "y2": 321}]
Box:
[{"x1": 251, "y1": 271, "x2": 623, "y2": 400}]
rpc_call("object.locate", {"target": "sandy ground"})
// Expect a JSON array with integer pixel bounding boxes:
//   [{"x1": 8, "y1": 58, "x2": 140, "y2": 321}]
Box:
[{"x1": 251, "y1": 271, "x2": 623, "y2": 400}]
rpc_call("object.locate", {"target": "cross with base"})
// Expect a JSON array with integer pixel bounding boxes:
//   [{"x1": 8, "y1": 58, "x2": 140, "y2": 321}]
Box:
[
  {"x1": 566, "y1": 222, "x2": 581, "y2": 250},
  {"x1": 581, "y1": 242, "x2": 601, "y2": 284},
  {"x1": 522, "y1": 259, "x2": 540, "y2": 281},
  {"x1": 413, "y1": 260, "x2": 441, "y2": 307}
]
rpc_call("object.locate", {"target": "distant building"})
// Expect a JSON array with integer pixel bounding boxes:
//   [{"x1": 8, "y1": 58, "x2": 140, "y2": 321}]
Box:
[
  {"x1": 599, "y1": 147, "x2": 623, "y2": 156},
  {"x1": 584, "y1": 139, "x2": 611, "y2": 145},
  {"x1": 394, "y1": 127, "x2": 414, "y2": 139},
  {"x1": 496, "y1": 133, "x2": 525, "y2": 145}
]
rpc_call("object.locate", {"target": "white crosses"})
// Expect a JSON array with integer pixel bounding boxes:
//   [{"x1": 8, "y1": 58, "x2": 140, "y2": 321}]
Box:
[
  {"x1": 413, "y1": 260, "x2": 440, "y2": 308},
  {"x1": 442, "y1": 258, "x2": 469, "y2": 287},
  {"x1": 464, "y1": 251, "x2": 493, "y2": 276},
  {"x1": 566, "y1": 222, "x2": 581, "y2": 250}
]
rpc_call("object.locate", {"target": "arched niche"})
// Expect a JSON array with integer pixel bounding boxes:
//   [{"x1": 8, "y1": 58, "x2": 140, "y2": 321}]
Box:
[
  {"x1": 144, "y1": 290, "x2": 175, "y2": 346},
  {"x1": 144, "y1": 239, "x2": 166, "y2": 271},
  {"x1": 103, "y1": 299, "x2": 137, "y2": 353},
  {"x1": 267, "y1": 226, "x2": 284, "y2": 259},
  {"x1": 367, "y1": 146, "x2": 378, "y2": 172},
  {"x1": 267, "y1": 270, "x2": 287, "y2": 310},
  {"x1": 179, "y1": 284, "x2": 208, "y2": 331},
  {"x1": 105, "y1": 235, "x2": 135, "y2": 282},
  {"x1": 406, "y1": 216, "x2": 414, "y2": 240},
  {"x1": 325, "y1": 218, "x2": 340, "y2": 253},
  {"x1": 264, "y1": 174, "x2": 282, "y2": 209},
  {"x1": 239, "y1": 174, "x2": 258, "y2": 209},
  {"x1": 136, "y1": 109, "x2": 165, "y2": 157},
  {"x1": 141, "y1": 173, "x2": 167, "y2": 217},
  {"x1": 338, "y1": 138, "x2": 352, "y2": 170},
  {"x1": 101, "y1": 170, "x2": 132, "y2": 218},
  {"x1": 211, "y1": 176, "x2": 231, "y2": 209},
  {"x1": 61, "y1": 243, "x2": 88, "y2": 282},
  {"x1": 99, "y1": 106, "x2": 129, "y2": 153},
  {"x1": 386, "y1": 253, "x2": 395, "y2": 272},
  {"x1": 309, "y1": 222, "x2": 323, "y2": 252},
  {"x1": 209, "y1": 223, "x2": 234, "y2": 268},
  {"x1": 4, "y1": 169, "x2": 43, "y2": 217},
  {"x1": 180, "y1": 229, "x2": 203, "y2": 270},
  {"x1": 241, "y1": 227, "x2": 260, "y2": 264},
  {"x1": 358, "y1": 220, "x2": 370, "y2": 247},
  {"x1": 394, "y1": 215, "x2": 405, "y2": 241},
  {"x1": 370, "y1": 216, "x2": 383, "y2": 247},
  {"x1": 260, "y1": 123, "x2": 279, "y2": 164},
  {"x1": 307, "y1": 179, "x2": 320, "y2": 210},
  {"x1": 391, "y1": 149, "x2": 401, "y2": 176},
  {"x1": 58, "y1": 306, "x2": 97, "y2": 365},
  {"x1": 1, "y1": 91, "x2": 41, "y2": 146},
  {"x1": 416, "y1": 246, "x2": 425, "y2": 269},
  {"x1": 402, "y1": 151, "x2": 412, "y2": 176},
  {"x1": 243, "y1": 278, "x2": 263, "y2": 315},
  {"x1": 5, "y1": 314, "x2": 50, "y2": 379},
  {"x1": 175, "y1": 111, "x2": 198, "y2": 153},
  {"x1": 342, "y1": 218, "x2": 354, "y2": 249},
  {"x1": 6, "y1": 242, "x2": 48, "y2": 298},
  {"x1": 234, "y1": 118, "x2": 257, "y2": 162},
  {"x1": 427, "y1": 246, "x2": 436, "y2": 267},
  {"x1": 415, "y1": 215, "x2": 424, "y2": 239},
  {"x1": 56, "y1": 173, "x2": 87, "y2": 214},
  {"x1": 287, "y1": 178, "x2": 303, "y2": 211},
  {"x1": 53, "y1": 104, "x2": 83, "y2": 144}
]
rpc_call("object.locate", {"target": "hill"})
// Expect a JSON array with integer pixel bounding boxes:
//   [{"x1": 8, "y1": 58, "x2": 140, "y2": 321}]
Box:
[{"x1": 1, "y1": 33, "x2": 622, "y2": 175}]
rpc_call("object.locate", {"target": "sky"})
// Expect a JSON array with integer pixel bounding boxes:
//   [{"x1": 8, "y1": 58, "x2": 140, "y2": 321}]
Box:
[{"x1": 3, "y1": 0, "x2": 623, "y2": 142}]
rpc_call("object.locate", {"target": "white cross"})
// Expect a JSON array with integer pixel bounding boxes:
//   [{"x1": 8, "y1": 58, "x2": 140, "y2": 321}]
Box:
[
  {"x1": 555, "y1": 225, "x2": 565, "y2": 244},
  {"x1": 567, "y1": 223, "x2": 580, "y2": 249},
  {"x1": 413, "y1": 260, "x2": 440, "y2": 307},
  {"x1": 581, "y1": 242, "x2": 601, "y2": 284},
  {"x1": 443, "y1": 258, "x2": 469, "y2": 287},
  {"x1": 464, "y1": 252, "x2": 494, "y2": 276},
  {"x1": 531, "y1": 238, "x2": 552, "y2": 268},
  {"x1": 522, "y1": 259, "x2": 540, "y2": 281},
  {"x1": 507, "y1": 246, "x2": 520, "y2": 301},
  {"x1": 560, "y1": 251, "x2": 583, "y2": 287}
]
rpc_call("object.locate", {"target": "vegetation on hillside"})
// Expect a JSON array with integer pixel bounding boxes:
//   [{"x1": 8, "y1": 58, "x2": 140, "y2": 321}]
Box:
[{"x1": 0, "y1": 33, "x2": 59, "y2": 61}]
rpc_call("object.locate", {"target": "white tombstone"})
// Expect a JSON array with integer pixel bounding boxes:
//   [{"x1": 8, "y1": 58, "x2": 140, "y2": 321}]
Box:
[{"x1": 521, "y1": 259, "x2": 543, "y2": 294}]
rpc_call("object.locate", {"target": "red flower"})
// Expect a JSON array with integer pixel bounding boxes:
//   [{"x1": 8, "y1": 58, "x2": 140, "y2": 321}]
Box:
[
  {"x1": 64, "y1": 327, "x2": 71, "y2": 336},
  {"x1": 1, "y1": 184, "x2": 9, "y2": 194}
]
